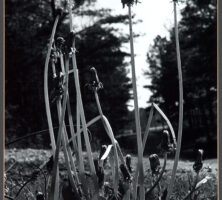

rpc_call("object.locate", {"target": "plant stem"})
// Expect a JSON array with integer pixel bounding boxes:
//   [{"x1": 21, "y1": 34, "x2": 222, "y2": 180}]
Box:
[
  {"x1": 166, "y1": 2, "x2": 184, "y2": 199},
  {"x1": 128, "y1": 5, "x2": 145, "y2": 200},
  {"x1": 132, "y1": 104, "x2": 154, "y2": 200},
  {"x1": 44, "y1": 15, "x2": 59, "y2": 152},
  {"x1": 49, "y1": 55, "x2": 69, "y2": 200}
]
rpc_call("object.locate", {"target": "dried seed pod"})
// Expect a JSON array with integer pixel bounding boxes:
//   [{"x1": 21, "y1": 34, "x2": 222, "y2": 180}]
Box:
[
  {"x1": 88, "y1": 67, "x2": 103, "y2": 91},
  {"x1": 193, "y1": 149, "x2": 204, "y2": 173},
  {"x1": 120, "y1": 164, "x2": 131, "y2": 181},
  {"x1": 125, "y1": 154, "x2": 132, "y2": 173},
  {"x1": 161, "y1": 130, "x2": 174, "y2": 153},
  {"x1": 55, "y1": 37, "x2": 65, "y2": 52},
  {"x1": 149, "y1": 154, "x2": 161, "y2": 175},
  {"x1": 36, "y1": 191, "x2": 45, "y2": 200}
]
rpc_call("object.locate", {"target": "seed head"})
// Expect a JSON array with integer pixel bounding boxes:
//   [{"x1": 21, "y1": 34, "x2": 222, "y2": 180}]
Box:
[{"x1": 149, "y1": 154, "x2": 161, "y2": 175}]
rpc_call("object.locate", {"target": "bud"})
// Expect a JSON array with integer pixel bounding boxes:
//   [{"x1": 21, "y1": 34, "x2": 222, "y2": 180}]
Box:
[
  {"x1": 125, "y1": 154, "x2": 132, "y2": 173},
  {"x1": 55, "y1": 37, "x2": 65, "y2": 53},
  {"x1": 193, "y1": 149, "x2": 203, "y2": 173},
  {"x1": 149, "y1": 154, "x2": 161, "y2": 175}
]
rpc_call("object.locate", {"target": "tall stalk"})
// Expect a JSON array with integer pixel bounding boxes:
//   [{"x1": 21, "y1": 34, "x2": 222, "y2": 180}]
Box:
[
  {"x1": 166, "y1": 1, "x2": 184, "y2": 199},
  {"x1": 128, "y1": 5, "x2": 145, "y2": 200}
]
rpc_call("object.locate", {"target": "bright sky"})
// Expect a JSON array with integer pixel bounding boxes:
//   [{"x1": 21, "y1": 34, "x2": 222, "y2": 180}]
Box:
[{"x1": 94, "y1": 0, "x2": 184, "y2": 110}]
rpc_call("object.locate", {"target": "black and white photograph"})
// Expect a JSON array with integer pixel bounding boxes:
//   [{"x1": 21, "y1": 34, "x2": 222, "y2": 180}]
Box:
[{"x1": 4, "y1": 0, "x2": 218, "y2": 199}]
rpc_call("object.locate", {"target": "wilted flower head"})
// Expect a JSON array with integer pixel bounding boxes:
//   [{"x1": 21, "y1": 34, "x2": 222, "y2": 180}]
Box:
[
  {"x1": 161, "y1": 130, "x2": 174, "y2": 153},
  {"x1": 55, "y1": 37, "x2": 65, "y2": 52},
  {"x1": 125, "y1": 154, "x2": 132, "y2": 173},
  {"x1": 149, "y1": 154, "x2": 161, "y2": 175},
  {"x1": 193, "y1": 149, "x2": 204, "y2": 173},
  {"x1": 86, "y1": 67, "x2": 103, "y2": 91}
]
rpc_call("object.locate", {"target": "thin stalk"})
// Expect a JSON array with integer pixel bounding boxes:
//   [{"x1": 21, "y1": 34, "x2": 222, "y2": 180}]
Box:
[
  {"x1": 49, "y1": 55, "x2": 69, "y2": 200},
  {"x1": 68, "y1": 0, "x2": 96, "y2": 176},
  {"x1": 166, "y1": 2, "x2": 184, "y2": 199},
  {"x1": 44, "y1": 15, "x2": 60, "y2": 152},
  {"x1": 59, "y1": 55, "x2": 81, "y2": 186},
  {"x1": 132, "y1": 105, "x2": 154, "y2": 200},
  {"x1": 43, "y1": 14, "x2": 60, "y2": 200},
  {"x1": 67, "y1": 115, "x2": 101, "y2": 146},
  {"x1": 128, "y1": 5, "x2": 145, "y2": 200}
]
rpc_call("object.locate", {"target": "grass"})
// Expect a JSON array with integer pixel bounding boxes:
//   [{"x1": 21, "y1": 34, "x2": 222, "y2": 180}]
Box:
[{"x1": 5, "y1": 149, "x2": 217, "y2": 200}]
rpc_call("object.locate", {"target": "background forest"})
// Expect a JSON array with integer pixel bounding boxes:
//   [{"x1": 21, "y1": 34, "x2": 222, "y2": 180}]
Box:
[{"x1": 5, "y1": 0, "x2": 217, "y2": 158}]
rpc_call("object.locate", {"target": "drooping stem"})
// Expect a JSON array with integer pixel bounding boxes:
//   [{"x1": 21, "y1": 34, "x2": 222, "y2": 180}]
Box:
[{"x1": 166, "y1": 2, "x2": 184, "y2": 199}]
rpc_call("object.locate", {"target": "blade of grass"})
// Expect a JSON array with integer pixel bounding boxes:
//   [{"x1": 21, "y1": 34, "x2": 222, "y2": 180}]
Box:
[
  {"x1": 128, "y1": 5, "x2": 145, "y2": 200},
  {"x1": 166, "y1": 2, "x2": 183, "y2": 199}
]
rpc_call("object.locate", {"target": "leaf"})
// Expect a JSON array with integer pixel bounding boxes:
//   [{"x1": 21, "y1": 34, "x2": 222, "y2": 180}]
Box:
[{"x1": 195, "y1": 176, "x2": 211, "y2": 189}]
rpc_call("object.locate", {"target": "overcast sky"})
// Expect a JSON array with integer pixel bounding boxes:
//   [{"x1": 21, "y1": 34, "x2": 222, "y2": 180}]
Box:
[{"x1": 94, "y1": 0, "x2": 184, "y2": 110}]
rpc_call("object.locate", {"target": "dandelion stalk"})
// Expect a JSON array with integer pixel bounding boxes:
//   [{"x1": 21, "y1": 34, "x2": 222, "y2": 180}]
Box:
[
  {"x1": 132, "y1": 105, "x2": 154, "y2": 200},
  {"x1": 44, "y1": 14, "x2": 60, "y2": 153},
  {"x1": 49, "y1": 54, "x2": 69, "y2": 200},
  {"x1": 128, "y1": 4, "x2": 145, "y2": 200},
  {"x1": 43, "y1": 13, "x2": 61, "y2": 200},
  {"x1": 166, "y1": 1, "x2": 184, "y2": 199},
  {"x1": 67, "y1": 0, "x2": 96, "y2": 176}
]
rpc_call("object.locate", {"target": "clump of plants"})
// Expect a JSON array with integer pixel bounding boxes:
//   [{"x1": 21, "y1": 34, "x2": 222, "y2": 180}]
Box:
[{"x1": 5, "y1": 0, "x2": 214, "y2": 200}]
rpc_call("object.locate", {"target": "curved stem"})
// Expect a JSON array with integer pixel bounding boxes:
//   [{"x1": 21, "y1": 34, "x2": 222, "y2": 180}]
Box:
[
  {"x1": 44, "y1": 15, "x2": 60, "y2": 152},
  {"x1": 166, "y1": 2, "x2": 184, "y2": 199}
]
